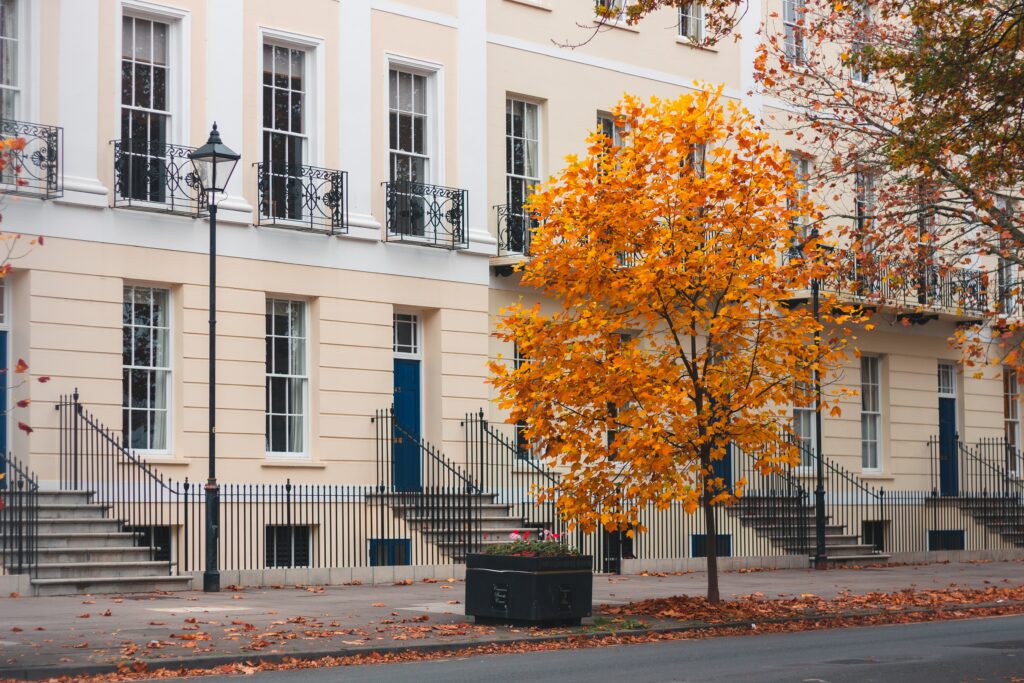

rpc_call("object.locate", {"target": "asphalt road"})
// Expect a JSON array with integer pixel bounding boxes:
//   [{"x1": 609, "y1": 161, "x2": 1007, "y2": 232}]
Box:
[{"x1": 176, "y1": 614, "x2": 1024, "y2": 683}]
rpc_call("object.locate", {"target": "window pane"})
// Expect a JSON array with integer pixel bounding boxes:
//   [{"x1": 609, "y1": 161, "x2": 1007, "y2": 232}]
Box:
[
  {"x1": 152, "y1": 21, "x2": 168, "y2": 65},
  {"x1": 398, "y1": 71, "x2": 412, "y2": 112}
]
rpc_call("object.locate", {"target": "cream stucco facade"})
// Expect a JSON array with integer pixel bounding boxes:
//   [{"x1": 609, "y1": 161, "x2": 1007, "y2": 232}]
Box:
[{"x1": 0, "y1": 0, "x2": 1013, "y2": 518}]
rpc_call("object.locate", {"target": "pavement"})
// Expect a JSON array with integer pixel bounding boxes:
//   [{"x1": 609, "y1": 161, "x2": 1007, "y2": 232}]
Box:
[{"x1": 2, "y1": 560, "x2": 1024, "y2": 681}]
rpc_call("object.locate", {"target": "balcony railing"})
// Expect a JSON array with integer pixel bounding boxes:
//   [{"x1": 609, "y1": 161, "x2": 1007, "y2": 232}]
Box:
[
  {"x1": 800, "y1": 248, "x2": 988, "y2": 316},
  {"x1": 495, "y1": 204, "x2": 533, "y2": 256},
  {"x1": 112, "y1": 139, "x2": 207, "y2": 217},
  {"x1": 0, "y1": 119, "x2": 62, "y2": 199},
  {"x1": 255, "y1": 162, "x2": 348, "y2": 235},
  {"x1": 384, "y1": 180, "x2": 468, "y2": 250}
]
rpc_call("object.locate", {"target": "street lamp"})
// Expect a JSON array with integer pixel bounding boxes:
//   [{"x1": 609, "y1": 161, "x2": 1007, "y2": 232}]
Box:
[
  {"x1": 809, "y1": 226, "x2": 828, "y2": 570},
  {"x1": 189, "y1": 123, "x2": 240, "y2": 593}
]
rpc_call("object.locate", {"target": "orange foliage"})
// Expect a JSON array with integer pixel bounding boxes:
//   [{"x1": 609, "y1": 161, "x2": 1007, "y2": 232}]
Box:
[{"x1": 490, "y1": 88, "x2": 859, "y2": 538}]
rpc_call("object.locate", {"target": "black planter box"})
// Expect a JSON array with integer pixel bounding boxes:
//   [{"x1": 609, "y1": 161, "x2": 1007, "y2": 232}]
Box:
[{"x1": 464, "y1": 553, "x2": 593, "y2": 626}]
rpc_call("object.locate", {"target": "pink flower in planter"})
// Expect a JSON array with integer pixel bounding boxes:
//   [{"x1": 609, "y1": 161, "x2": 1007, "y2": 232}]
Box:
[{"x1": 509, "y1": 531, "x2": 522, "y2": 541}]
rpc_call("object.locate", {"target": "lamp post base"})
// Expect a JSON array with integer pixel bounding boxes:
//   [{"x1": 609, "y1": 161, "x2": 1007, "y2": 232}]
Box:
[{"x1": 203, "y1": 570, "x2": 220, "y2": 593}]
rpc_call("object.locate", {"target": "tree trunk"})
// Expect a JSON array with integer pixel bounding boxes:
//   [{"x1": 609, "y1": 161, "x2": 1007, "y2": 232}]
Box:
[
  {"x1": 703, "y1": 492, "x2": 721, "y2": 604},
  {"x1": 701, "y1": 446, "x2": 721, "y2": 604}
]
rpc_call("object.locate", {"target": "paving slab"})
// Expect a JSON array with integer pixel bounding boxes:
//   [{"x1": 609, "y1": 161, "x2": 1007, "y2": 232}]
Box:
[{"x1": 1, "y1": 560, "x2": 1022, "y2": 680}]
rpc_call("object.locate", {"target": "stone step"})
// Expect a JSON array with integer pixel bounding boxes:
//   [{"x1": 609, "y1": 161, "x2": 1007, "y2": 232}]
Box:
[
  {"x1": 395, "y1": 509, "x2": 520, "y2": 520},
  {"x1": 421, "y1": 525, "x2": 543, "y2": 535},
  {"x1": 35, "y1": 491, "x2": 96, "y2": 506},
  {"x1": 33, "y1": 561, "x2": 173, "y2": 580},
  {"x1": 369, "y1": 493, "x2": 499, "y2": 504},
  {"x1": 30, "y1": 574, "x2": 193, "y2": 596},
  {"x1": 1, "y1": 518, "x2": 123, "y2": 534},
  {"x1": 824, "y1": 543, "x2": 878, "y2": 554},
  {"x1": 35, "y1": 532, "x2": 143, "y2": 548},
  {"x1": 825, "y1": 534, "x2": 861, "y2": 546},
  {"x1": 2, "y1": 503, "x2": 112, "y2": 520},
  {"x1": 407, "y1": 515, "x2": 528, "y2": 527},
  {"x1": 821, "y1": 553, "x2": 891, "y2": 564},
  {"x1": 22, "y1": 546, "x2": 157, "y2": 564}
]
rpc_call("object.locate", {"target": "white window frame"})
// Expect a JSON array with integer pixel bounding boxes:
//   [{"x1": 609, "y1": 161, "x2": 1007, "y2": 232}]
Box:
[
  {"x1": 596, "y1": 0, "x2": 630, "y2": 21},
  {"x1": 850, "y1": 0, "x2": 872, "y2": 84},
  {"x1": 505, "y1": 96, "x2": 541, "y2": 216},
  {"x1": 1004, "y1": 367, "x2": 1021, "y2": 476},
  {"x1": 860, "y1": 355, "x2": 882, "y2": 471},
  {"x1": 258, "y1": 27, "x2": 325, "y2": 168},
  {"x1": 789, "y1": 152, "x2": 810, "y2": 237},
  {"x1": 793, "y1": 382, "x2": 816, "y2": 469},
  {"x1": 265, "y1": 298, "x2": 309, "y2": 458},
  {"x1": 385, "y1": 55, "x2": 444, "y2": 187},
  {"x1": 0, "y1": 0, "x2": 21, "y2": 121},
  {"x1": 392, "y1": 311, "x2": 421, "y2": 360},
  {"x1": 117, "y1": 1, "x2": 191, "y2": 146},
  {"x1": 122, "y1": 284, "x2": 172, "y2": 455},
  {"x1": 596, "y1": 111, "x2": 625, "y2": 148},
  {"x1": 938, "y1": 361, "x2": 957, "y2": 399},
  {"x1": 783, "y1": 0, "x2": 807, "y2": 64},
  {"x1": 677, "y1": 2, "x2": 704, "y2": 43}
]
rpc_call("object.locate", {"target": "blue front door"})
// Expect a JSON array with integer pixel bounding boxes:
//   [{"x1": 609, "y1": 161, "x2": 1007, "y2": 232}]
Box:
[
  {"x1": 938, "y1": 396, "x2": 958, "y2": 496},
  {"x1": 711, "y1": 443, "x2": 733, "y2": 492},
  {"x1": 393, "y1": 358, "x2": 421, "y2": 491}
]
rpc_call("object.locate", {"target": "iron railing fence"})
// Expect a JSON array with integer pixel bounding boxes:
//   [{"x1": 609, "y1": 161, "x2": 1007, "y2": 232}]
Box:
[
  {"x1": 111, "y1": 139, "x2": 207, "y2": 217},
  {"x1": 383, "y1": 180, "x2": 468, "y2": 250},
  {"x1": 54, "y1": 392, "x2": 1024, "y2": 575},
  {"x1": 0, "y1": 119, "x2": 62, "y2": 199},
  {"x1": 255, "y1": 162, "x2": 349, "y2": 234},
  {"x1": 494, "y1": 204, "x2": 534, "y2": 257},
  {"x1": 0, "y1": 452, "x2": 39, "y2": 576},
  {"x1": 928, "y1": 436, "x2": 1024, "y2": 498}
]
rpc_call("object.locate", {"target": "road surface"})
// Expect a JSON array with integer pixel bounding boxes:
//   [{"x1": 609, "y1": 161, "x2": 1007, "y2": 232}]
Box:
[{"x1": 172, "y1": 613, "x2": 1024, "y2": 682}]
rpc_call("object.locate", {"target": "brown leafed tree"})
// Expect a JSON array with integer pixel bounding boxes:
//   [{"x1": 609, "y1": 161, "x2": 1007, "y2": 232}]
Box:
[{"x1": 490, "y1": 89, "x2": 860, "y2": 602}]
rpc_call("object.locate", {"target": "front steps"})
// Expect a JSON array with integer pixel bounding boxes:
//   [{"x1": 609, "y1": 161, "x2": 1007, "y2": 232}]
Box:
[
  {"x1": 733, "y1": 496, "x2": 891, "y2": 565},
  {"x1": 951, "y1": 496, "x2": 1024, "y2": 547},
  {"x1": 1, "y1": 490, "x2": 192, "y2": 596},
  {"x1": 371, "y1": 492, "x2": 545, "y2": 562}
]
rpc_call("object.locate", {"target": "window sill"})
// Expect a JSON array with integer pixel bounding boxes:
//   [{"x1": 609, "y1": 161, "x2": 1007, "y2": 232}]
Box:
[
  {"x1": 504, "y1": 0, "x2": 552, "y2": 10},
  {"x1": 675, "y1": 36, "x2": 717, "y2": 52},
  {"x1": 262, "y1": 459, "x2": 326, "y2": 469},
  {"x1": 593, "y1": 18, "x2": 639, "y2": 33},
  {"x1": 858, "y1": 473, "x2": 893, "y2": 481},
  {"x1": 132, "y1": 457, "x2": 190, "y2": 466}
]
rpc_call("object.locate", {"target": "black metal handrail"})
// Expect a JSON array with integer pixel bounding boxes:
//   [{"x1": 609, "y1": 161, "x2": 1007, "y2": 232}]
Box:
[
  {"x1": 495, "y1": 204, "x2": 534, "y2": 257},
  {"x1": 372, "y1": 407, "x2": 479, "y2": 493},
  {"x1": 255, "y1": 162, "x2": 348, "y2": 234},
  {"x1": 0, "y1": 452, "x2": 39, "y2": 577},
  {"x1": 929, "y1": 436, "x2": 1024, "y2": 498},
  {"x1": 463, "y1": 410, "x2": 560, "y2": 533},
  {"x1": 383, "y1": 180, "x2": 468, "y2": 250},
  {"x1": 112, "y1": 139, "x2": 207, "y2": 217},
  {"x1": 57, "y1": 391, "x2": 183, "y2": 573},
  {"x1": 0, "y1": 119, "x2": 63, "y2": 199}
]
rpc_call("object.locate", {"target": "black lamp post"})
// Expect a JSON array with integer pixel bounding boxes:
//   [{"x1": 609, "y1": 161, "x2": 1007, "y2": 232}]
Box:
[
  {"x1": 189, "y1": 123, "x2": 240, "y2": 593},
  {"x1": 809, "y1": 226, "x2": 828, "y2": 570}
]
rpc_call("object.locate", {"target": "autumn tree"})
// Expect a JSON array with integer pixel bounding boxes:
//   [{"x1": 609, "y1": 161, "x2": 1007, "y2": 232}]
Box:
[
  {"x1": 491, "y1": 89, "x2": 857, "y2": 603},
  {"x1": 600, "y1": 0, "x2": 1024, "y2": 368}
]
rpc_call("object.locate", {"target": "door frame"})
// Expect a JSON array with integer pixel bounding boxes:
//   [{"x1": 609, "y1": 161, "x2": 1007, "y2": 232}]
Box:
[
  {"x1": 392, "y1": 310, "x2": 424, "y2": 432},
  {"x1": 937, "y1": 361, "x2": 959, "y2": 496}
]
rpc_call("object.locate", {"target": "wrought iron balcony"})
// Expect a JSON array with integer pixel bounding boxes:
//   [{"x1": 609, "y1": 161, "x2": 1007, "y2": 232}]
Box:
[
  {"x1": 112, "y1": 139, "x2": 206, "y2": 217},
  {"x1": 255, "y1": 162, "x2": 348, "y2": 234},
  {"x1": 0, "y1": 119, "x2": 62, "y2": 199},
  {"x1": 384, "y1": 180, "x2": 468, "y2": 250},
  {"x1": 802, "y1": 248, "x2": 988, "y2": 317},
  {"x1": 495, "y1": 204, "x2": 534, "y2": 257}
]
